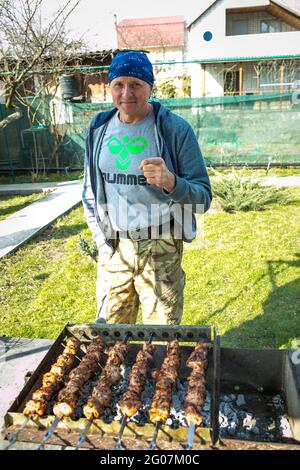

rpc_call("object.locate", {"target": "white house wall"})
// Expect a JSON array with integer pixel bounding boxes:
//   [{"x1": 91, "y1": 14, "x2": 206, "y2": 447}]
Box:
[
  {"x1": 147, "y1": 47, "x2": 186, "y2": 86},
  {"x1": 188, "y1": 0, "x2": 300, "y2": 97},
  {"x1": 206, "y1": 64, "x2": 224, "y2": 96},
  {"x1": 190, "y1": 63, "x2": 203, "y2": 97},
  {"x1": 187, "y1": 0, "x2": 300, "y2": 61}
]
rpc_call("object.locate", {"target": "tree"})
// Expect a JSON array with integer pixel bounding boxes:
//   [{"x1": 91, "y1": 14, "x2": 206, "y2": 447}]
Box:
[{"x1": 0, "y1": 0, "x2": 82, "y2": 131}]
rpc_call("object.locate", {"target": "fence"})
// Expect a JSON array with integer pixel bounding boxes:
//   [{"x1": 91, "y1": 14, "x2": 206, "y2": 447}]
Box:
[{"x1": 1, "y1": 91, "x2": 300, "y2": 178}]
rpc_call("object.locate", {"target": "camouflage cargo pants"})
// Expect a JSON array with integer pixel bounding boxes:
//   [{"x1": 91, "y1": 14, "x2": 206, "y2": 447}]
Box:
[{"x1": 96, "y1": 235, "x2": 185, "y2": 325}]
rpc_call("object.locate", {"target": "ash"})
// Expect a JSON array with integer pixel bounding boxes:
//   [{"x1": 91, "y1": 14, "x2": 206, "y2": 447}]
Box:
[
  {"x1": 56, "y1": 366, "x2": 293, "y2": 443},
  {"x1": 97, "y1": 366, "x2": 211, "y2": 429},
  {"x1": 218, "y1": 393, "x2": 293, "y2": 442}
]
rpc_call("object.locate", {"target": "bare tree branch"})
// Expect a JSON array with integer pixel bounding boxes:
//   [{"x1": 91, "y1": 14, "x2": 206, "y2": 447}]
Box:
[
  {"x1": 0, "y1": 106, "x2": 22, "y2": 130},
  {"x1": 0, "y1": 0, "x2": 84, "y2": 175},
  {"x1": 0, "y1": 0, "x2": 82, "y2": 115}
]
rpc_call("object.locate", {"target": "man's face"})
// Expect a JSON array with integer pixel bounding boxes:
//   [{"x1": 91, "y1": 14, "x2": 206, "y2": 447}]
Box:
[{"x1": 110, "y1": 76, "x2": 152, "y2": 119}]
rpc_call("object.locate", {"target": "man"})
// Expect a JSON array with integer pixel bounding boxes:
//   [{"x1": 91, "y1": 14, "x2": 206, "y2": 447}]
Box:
[{"x1": 82, "y1": 51, "x2": 212, "y2": 325}]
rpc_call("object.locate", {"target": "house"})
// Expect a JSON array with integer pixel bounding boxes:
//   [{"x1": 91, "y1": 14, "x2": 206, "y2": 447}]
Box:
[
  {"x1": 116, "y1": 16, "x2": 188, "y2": 97},
  {"x1": 186, "y1": 0, "x2": 300, "y2": 97},
  {"x1": 52, "y1": 50, "x2": 113, "y2": 103}
]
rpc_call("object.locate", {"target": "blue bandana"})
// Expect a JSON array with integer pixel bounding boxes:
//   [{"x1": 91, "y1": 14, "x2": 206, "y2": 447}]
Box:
[{"x1": 108, "y1": 51, "x2": 154, "y2": 87}]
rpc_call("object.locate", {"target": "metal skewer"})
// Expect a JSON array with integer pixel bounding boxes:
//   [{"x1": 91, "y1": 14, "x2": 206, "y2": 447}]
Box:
[
  {"x1": 113, "y1": 332, "x2": 135, "y2": 450},
  {"x1": 186, "y1": 423, "x2": 196, "y2": 450},
  {"x1": 115, "y1": 332, "x2": 155, "y2": 451},
  {"x1": 114, "y1": 415, "x2": 127, "y2": 450},
  {"x1": 149, "y1": 333, "x2": 180, "y2": 450},
  {"x1": 149, "y1": 422, "x2": 160, "y2": 450},
  {"x1": 75, "y1": 332, "x2": 132, "y2": 451},
  {"x1": 74, "y1": 418, "x2": 93, "y2": 450},
  {"x1": 4, "y1": 416, "x2": 31, "y2": 450},
  {"x1": 60, "y1": 343, "x2": 100, "y2": 369},
  {"x1": 37, "y1": 416, "x2": 61, "y2": 450}
]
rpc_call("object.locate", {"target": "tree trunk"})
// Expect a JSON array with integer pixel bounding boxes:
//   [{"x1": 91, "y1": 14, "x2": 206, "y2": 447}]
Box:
[{"x1": 0, "y1": 107, "x2": 23, "y2": 130}]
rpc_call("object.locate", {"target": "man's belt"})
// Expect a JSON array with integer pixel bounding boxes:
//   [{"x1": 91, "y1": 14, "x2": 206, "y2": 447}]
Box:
[{"x1": 117, "y1": 219, "x2": 174, "y2": 241}]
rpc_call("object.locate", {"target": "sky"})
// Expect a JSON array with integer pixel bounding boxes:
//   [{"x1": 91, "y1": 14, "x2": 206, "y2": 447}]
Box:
[
  {"x1": 44, "y1": 0, "x2": 300, "y2": 51},
  {"x1": 44, "y1": 0, "x2": 205, "y2": 50}
]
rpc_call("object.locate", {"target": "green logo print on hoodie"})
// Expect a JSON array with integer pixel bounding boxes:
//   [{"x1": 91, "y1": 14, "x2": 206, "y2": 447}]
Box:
[{"x1": 107, "y1": 136, "x2": 148, "y2": 171}]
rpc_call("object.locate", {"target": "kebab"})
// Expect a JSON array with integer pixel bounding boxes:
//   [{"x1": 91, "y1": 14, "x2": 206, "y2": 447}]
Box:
[
  {"x1": 37, "y1": 337, "x2": 106, "y2": 450},
  {"x1": 5, "y1": 337, "x2": 81, "y2": 451},
  {"x1": 115, "y1": 335, "x2": 156, "y2": 450},
  {"x1": 185, "y1": 342, "x2": 209, "y2": 450},
  {"x1": 75, "y1": 340, "x2": 131, "y2": 450},
  {"x1": 148, "y1": 337, "x2": 181, "y2": 450},
  {"x1": 23, "y1": 338, "x2": 81, "y2": 418}
]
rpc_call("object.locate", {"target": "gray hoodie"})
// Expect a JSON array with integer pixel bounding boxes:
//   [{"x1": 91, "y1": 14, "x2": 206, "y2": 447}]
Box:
[{"x1": 82, "y1": 101, "x2": 212, "y2": 255}]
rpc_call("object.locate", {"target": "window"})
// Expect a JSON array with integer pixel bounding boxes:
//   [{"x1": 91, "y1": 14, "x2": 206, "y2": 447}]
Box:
[
  {"x1": 260, "y1": 20, "x2": 282, "y2": 33},
  {"x1": 224, "y1": 70, "x2": 240, "y2": 95},
  {"x1": 232, "y1": 19, "x2": 248, "y2": 35}
]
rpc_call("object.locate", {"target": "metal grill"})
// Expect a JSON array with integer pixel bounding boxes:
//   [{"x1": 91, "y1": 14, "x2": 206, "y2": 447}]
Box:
[
  {"x1": 3, "y1": 324, "x2": 219, "y2": 450},
  {"x1": 3, "y1": 323, "x2": 300, "y2": 450}
]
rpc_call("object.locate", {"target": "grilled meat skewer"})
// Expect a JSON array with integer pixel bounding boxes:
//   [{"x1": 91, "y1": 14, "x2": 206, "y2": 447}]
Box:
[
  {"x1": 75, "y1": 340, "x2": 131, "y2": 450},
  {"x1": 115, "y1": 335, "x2": 156, "y2": 450},
  {"x1": 53, "y1": 337, "x2": 106, "y2": 418},
  {"x1": 23, "y1": 337, "x2": 81, "y2": 418},
  {"x1": 185, "y1": 342, "x2": 208, "y2": 426},
  {"x1": 83, "y1": 341, "x2": 130, "y2": 420},
  {"x1": 119, "y1": 341, "x2": 156, "y2": 418},
  {"x1": 6, "y1": 337, "x2": 80, "y2": 451},
  {"x1": 149, "y1": 338, "x2": 181, "y2": 424}
]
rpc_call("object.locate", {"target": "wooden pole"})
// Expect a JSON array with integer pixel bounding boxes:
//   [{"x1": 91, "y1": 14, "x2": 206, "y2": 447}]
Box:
[
  {"x1": 239, "y1": 62, "x2": 243, "y2": 96},
  {"x1": 280, "y1": 62, "x2": 284, "y2": 94}
]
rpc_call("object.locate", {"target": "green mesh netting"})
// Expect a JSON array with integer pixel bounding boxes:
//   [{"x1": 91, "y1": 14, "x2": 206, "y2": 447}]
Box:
[{"x1": 1, "y1": 92, "x2": 300, "y2": 171}]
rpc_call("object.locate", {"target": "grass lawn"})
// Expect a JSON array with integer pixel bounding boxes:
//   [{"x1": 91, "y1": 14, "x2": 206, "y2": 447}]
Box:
[
  {"x1": 0, "y1": 167, "x2": 299, "y2": 185},
  {"x1": 0, "y1": 193, "x2": 45, "y2": 221},
  {"x1": 0, "y1": 189, "x2": 299, "y2": 348},
  {"x1": 207, "y1": 167, "x2": 300, "y2": 178},
  {"x1": 0, "y1": 171, "x2": 83, "y2": 185}
]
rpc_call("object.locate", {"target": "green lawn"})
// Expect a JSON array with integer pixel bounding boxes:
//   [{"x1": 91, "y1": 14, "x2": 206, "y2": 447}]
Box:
[
  {"x1": 0, "y1": 189, "x2": 299, "y2": 348},
  {"x1": 207, "y1": 167, "x2": 300, "y2": 178},
  {"x1": 0, "y1": 193, "x2": 45, "y2": 221},
  {"x1": 0, "y1": 171, "x2": 83, "y2": 185},
  {"x1": 0, "y1": 167, "x2": 299, "y2": 185}
]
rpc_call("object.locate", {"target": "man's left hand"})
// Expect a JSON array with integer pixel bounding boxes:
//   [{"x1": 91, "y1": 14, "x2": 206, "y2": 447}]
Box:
[{"x1": 139, "y1": 157, "x2": 176, "y2": 192}]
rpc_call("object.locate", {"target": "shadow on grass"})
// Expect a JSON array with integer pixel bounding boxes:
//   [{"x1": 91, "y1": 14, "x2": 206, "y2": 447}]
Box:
[
  {"x1": 37, "y1": 223, "x2": 87, "y2": 242},
  {"x1": 209, "y1": 253, "x2": 300, "y2": 348},
  {"x1": 0, "y1": 199, "x2": 39, "y2": 219},
  {"x1": 33, "y1": 273, "x2": 50, "y2": 281}
]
